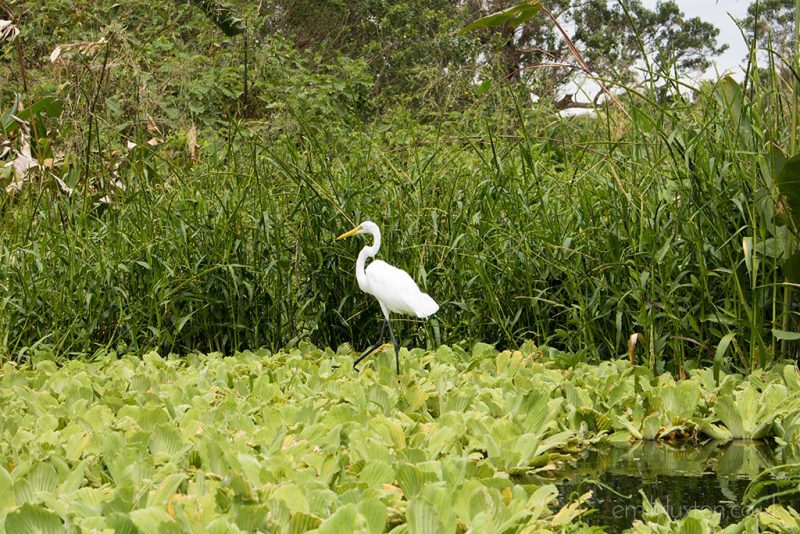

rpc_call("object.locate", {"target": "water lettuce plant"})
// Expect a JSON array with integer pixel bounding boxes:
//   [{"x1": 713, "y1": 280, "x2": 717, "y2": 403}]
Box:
[
  {"x1": 2, "y1": 344, "x2": 799, "y2": 531},
  {"x1": 0, "y1": 345, "x2": 594, "y2": 533},
  {"x1": 628, "y1": 493, "x2": 800, "y2": 533}
]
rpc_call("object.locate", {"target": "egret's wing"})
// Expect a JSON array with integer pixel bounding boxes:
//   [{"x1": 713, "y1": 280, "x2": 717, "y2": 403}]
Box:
[{"x1": 365, "y1": 260, "x2": 439, "y2": 318}]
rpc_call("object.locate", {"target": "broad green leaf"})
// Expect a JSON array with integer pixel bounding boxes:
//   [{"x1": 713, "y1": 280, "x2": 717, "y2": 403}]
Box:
[
  {"x1": 318, "y1": 503, "x2": 357, "y2": 534},
  {"x1": 660, "y1": 381, "x2": 700, "y2": 420},
  {"x1": 396, "y1": 464, "x2": 432, "y2": 500},
  {"x1": 59, "y1": 460, "x2": 87, "y2": 494},
  {"x1": 697, "y1": 419, "x2": 732, "y2": 441},
  {"x1": 642, "y1": 414, "x2": 662, "y2": 440},
  {"x1": 776, "y1": 153, "x2": 800, "y2": 231},
  {"x1": 24, "y1": 463, "x2": 59, "y2": 497},
  {"x1": 403, "y1": 385, "x2": 428, "y2": 412},
  {"x1": 2, "y1": 96, "x2": 63, "y2": 134},
  {"x1": 476, "y1": 79, "x2": 492, "y2": 96},
  {"x1": 407, "y1": 499, "x2": 447, "y2": 534},
  {"x1": 70, "y1": 486, "x2": 115, "y2": 518},
  {"x1": 358, "y1": 461, "x2": 394, "y2": 488},
  {"x1": 784, "y1": 251, "x2": 800, "y2": 283},
  {"x1": 715, "y1": 395, "x2": 744, "y2": 438},
  {"x1": 273, "y1": 485, "x2": 309, "y2": 515},
  {"x1": 471, "y1": 342, "x2": 495, "y2": 362},
  {"x1": 233, "y1": 504, "x2": 268, "y2": 531},
  {"x1": 4, "y1": 504, "x2": 63, "y2": 534},
  {"x1": 772, "y1": 328, "x2": 800, "y2": 341},
  {"x1": 461, "y1": 1, "x2": 541, "y2": 33},
  {"x1": 713, "y1": 333, "x2": 736, "y2": 386},
  {"x1": 107, "y1": 512, "x2": 138, "y2": 534},
  {"x1": 288, "y1": 511, "x2": 322, "y2": 533},
  {"x1": 129, "y1": 506, "x2": 174, "y2": 534},
  {"x1": 0, "y1": 467, "x2": 14, "y2": 511},
  {"x1": 189, "y1": 0, "x2": 246, "y2": 36},
  {"x1": 147, "y1": 473, "x2": 187, "y2": 507},
  {"x1": 757, "y1": 505, "x2": 800, "y2": 530},
  {"x1": 681, "y1": 516, "x2": 707, "y2": 534},
  {"x1": 784, "y1": 364, "x2": 800, "y2": 392},
  {"x1": 713, "y1": 76, "x2": 752, "y2": 147},
  {"x1": 357, "y1": 499, "x2": 386, "y2": 534},
  {"x1": 148, "y1": 424, "x2": 186, "y2": 458}
]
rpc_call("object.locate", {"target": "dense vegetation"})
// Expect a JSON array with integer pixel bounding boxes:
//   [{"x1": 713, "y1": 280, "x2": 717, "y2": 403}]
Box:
[
  {"x1": 2, "y1": 0, "x2": 799, "y2": 378},
  {"x1": 3, "y1": 0, "x2": 800, "y2": 530},
  {"x1": 2, "y1": 345, "x2": 800, "y2": 532}
]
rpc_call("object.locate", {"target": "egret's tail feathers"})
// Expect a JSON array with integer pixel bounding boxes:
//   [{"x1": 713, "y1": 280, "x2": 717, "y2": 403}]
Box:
[{"x1": 414, "y1": 293, "x2": 439, "y2": 318}]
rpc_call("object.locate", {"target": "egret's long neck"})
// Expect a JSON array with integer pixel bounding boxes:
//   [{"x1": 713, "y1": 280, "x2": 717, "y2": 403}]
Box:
[{"x1": 356, "y1": 227, "x2": 381, "y2": 291}]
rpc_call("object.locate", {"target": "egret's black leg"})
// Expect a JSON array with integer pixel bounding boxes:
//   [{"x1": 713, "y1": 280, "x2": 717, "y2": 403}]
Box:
[
  {"x1": 386, "y1": 318, "x2": 400, "y2": 374},
  {"x1": 353, "y1": 320, "x2": 386, "y2": 371}
]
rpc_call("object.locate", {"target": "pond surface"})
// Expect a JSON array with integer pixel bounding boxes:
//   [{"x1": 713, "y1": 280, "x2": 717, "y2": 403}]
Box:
[{"x1": 542, "y1": 440, "x2": 800, "y2": 529}]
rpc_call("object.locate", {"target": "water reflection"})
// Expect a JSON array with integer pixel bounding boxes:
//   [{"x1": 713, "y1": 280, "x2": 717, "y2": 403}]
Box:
[{"x1": 542, "y1": 440, "x2": 799, "y2": 529}]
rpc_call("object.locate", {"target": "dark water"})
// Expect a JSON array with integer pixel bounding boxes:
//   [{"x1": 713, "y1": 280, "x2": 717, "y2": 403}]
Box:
[{"x1": 539, "y1": 440, "x2": 800, "y2": 529}]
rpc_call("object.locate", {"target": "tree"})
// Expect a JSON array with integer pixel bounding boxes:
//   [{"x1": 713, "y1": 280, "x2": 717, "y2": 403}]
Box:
[
  {"x1": 467, "y1": 0, "x2": 728, "y2": 108},
  {"x1": 741, "y1": 0, "x2": 796, "y2": 61},
  {"x1": 266, "y1": 0, "x2": 479, "y2": 106}
]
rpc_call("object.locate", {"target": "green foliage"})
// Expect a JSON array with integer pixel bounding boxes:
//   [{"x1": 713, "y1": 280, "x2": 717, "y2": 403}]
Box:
[
  {"x1": 1, "y1": 347, "x2": 799, "y2": 531},
  {"x1": 742, "y1": 0, "x2": 797, "y2": 59},
  {"x1": 0, "y1": 345, "x2": 600, "y2": 532},
  {"x1": 464, "y1": 0, "x2": 726, "y2": 100},
  {"x1": 1, "y1": 0, "x2": 800, "y2": 373},
  {"x1": 0, "y1": 69, "x2": 798, "y2": 368},
  {"x1": 188, "y1": 0, "x2": 246, "y2": 37},
  {"x1": 271, "y1": 0, "x2": 478, "y2": 105},
  {"x1": 461, "y1": 1, "x2": 542, "y2": 33}
]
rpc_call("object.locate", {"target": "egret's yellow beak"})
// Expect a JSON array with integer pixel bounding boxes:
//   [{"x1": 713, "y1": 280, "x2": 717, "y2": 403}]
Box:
[{"x1": 336, "y1": 225, "x2": 362, "y2": 240}]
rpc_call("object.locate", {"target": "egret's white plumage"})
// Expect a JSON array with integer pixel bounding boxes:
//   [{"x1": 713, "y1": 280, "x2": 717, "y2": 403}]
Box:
[
  {"x1": 364, "y1": 260, "x2": 439, "y2": 317},
  {"x1": 337, "y1": 220, "x2": 438, "y2": 373}
]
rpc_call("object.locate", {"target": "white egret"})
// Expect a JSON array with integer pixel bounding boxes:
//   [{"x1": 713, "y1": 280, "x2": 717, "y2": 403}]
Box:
[{"x1": 336, "y1": 220, "x2": 439, "y2": 373}]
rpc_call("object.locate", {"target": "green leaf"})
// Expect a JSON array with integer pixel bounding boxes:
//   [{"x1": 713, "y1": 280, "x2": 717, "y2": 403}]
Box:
[
  {"x1": 147, "y1": 473, "x2": 187, "y2": 507},
  {"x1": 4, "y1": 504, "x2": 64, "y2": 534},
  {"x1": 783, "y1": 251, "x2": 800, "y2": 282},
  {"x1": 406, "y1": 499, "x2": 445, "y2": 534},
  {"x1": 772, "y1": 329, "x2": 800, "y2": 341},
  {"x1": 288, "y1": 511, "x2": 321, "y2": 534},
  {"x1": 0, "y1": 467, "x2": 15, "y2": 511},
  {"x1": 757, "y1": 505, "x2": 800, "y2": 530},
  {"x1": 233, "y1": 504, "x2": 268, "y2": 531},
  {"x1": 318, "y1": 503, "x2": 357, "y2": 534},
  {"x1": 59, "y1": 460, "x2": 87, "y2": 494},
  {"x1": 189, "y1": 0, "x2": 246, "y2": 36},
  {"x1": 358, "y1": 461, "x2": 394, "y2": 488},
  {"x1": 357, "y1": 499, "x2": 386, "y2": 534},
  {"x1": 475, "y1": 79, "x2": 492, "y2": 96},
  {"x1": 783, "y1": 364, "x2": 800, "y2": 392},
  {"x1": 1, "y1": 93, "x2": 22, "y2": 133},
  {"x1": 715, "y1": 395, "x2": 744, "y2": 438},
  {"x1": 713, "y1": 76, "x2": 743, "y2": 117},
  {"x1": 149, "y1": 424, "x2": 186, "y2": 458},
  {"x1": 681, "y1": 516, "x2": 706, "y2": 534},
  {"x1": 461, "y1": 1, "x2": 542, "y2": 32},
  {"x1": 713, "y1": 76, "x2": 752, "y2": 147},
  {"x1": 396, "y1": 464, "x2": 434, "y2": 500},
  {"x1": 2, "y1": 96, "x2": 63, "y2": 134},
  {"x1": 642, "y1": 414, "x2": 661, "y2": 440},
  {"x1": 273, "y1": 484, "x2": 309, "y2": 515},
  {"x1": 776, "y1": 153, "x2": 800, "y2": 230},
  {"x1": 129, "y1": 506, "x2": 174, "y2": 534},
  {"x1": 713, "y1": 333, "x2": 736, "y2": 386},
  {"x1": 26, "y1": 463, "x2": 59, "y2": 496}
]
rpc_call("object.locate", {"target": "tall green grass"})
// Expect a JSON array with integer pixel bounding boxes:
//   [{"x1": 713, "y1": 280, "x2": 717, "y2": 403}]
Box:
[{"x1": 2, "y1": 49, "x2": 799, "y2": 373}]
